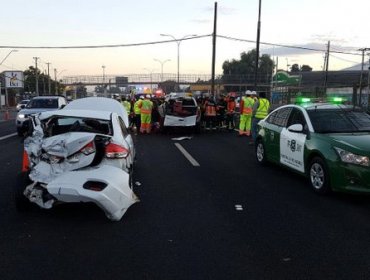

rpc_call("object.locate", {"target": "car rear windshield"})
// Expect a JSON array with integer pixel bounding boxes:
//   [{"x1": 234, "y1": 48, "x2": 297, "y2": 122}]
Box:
[
  {"x1": 308, "y1": 109, "x2": 370, "y2": 133},
  {"x1": 27, "y1": 98, "x2": 58, "y2": 109},
  {"x1": 45, "y1": 116, "x2": 112, "y2": 136},
  {"x1": 166, "y1": 98, "x2": 197, "y2": 117}
]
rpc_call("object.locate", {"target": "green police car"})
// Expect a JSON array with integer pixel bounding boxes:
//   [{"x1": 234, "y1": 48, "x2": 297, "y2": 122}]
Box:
[{"x1": 255, "y1": 100, "x2": 370, "y2": 194}]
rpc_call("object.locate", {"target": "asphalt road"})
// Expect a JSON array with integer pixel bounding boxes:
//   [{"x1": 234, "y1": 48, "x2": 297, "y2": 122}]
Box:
[{"x1": 1, "y1": 123, "x2": 370, "y2": 280}]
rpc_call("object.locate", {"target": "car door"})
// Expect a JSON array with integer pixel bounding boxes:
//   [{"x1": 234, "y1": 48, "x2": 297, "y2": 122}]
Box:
[
  {"x1": 279, "y1": 107, "x2": 307, "y2": 173},
  {"x1": 264, "y1": 107, "x2": 292, "y2": 163}
]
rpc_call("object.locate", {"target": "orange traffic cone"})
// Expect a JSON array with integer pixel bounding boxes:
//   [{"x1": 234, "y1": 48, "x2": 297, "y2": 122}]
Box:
[{"x1": 22, "y1": 150, "x2": 29, "y2": 172}]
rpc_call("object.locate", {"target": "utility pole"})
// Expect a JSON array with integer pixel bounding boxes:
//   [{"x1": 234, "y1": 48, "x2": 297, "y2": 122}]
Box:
[
  {"x1": 54, "y1": 68, "x2": 58, "y2": 94},
  {"x1": 211, "y1": 2, "x2": 217, "y2": 97},
  {"x1": 33, "y1": 57, "x2": 40, "y2": 96},
  {"x1": 46, "y1": 62, "x2": 51, "y2": 94},
  {"x1": 254, "y1": 0, "x2": 262, "y2": 91},
  {"x1": 358, "y1": 48, "x2": 370, "y2": 108},
  {"x1": 323, "y1": 41, "x2": 330, "y2": 94}
]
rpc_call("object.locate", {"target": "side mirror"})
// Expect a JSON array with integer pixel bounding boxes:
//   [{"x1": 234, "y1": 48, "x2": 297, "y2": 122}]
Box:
[{"x1": 288, "y1": 124, "x2": 303, "y2": 133}]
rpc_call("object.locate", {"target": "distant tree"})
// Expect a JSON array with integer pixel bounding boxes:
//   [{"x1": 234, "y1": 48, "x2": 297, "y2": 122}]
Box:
[
  {"x1": 23, "y1": 66, "x2": 64, "y2": 95},
  {"x1": 301, "y1": 64, "x2": 313, "y2": 72},
  {"x1": 158, "y1": 80, "x2": 176, "y2": 94},
  {"x1": 221, "y1": 49, "x2": 274, "y2": 92},
  {"x1": 290, "y1": 64, "x2": 300, "y2": 73}
]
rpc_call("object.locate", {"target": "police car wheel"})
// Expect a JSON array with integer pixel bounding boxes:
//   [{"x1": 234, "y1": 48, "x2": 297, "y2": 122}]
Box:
[
  {"x1": 255, "y1": 139, "x2": 266, "y2": 165},
  {"x1": 308, "y1": 157, "x2": 331, "y2": 194}
]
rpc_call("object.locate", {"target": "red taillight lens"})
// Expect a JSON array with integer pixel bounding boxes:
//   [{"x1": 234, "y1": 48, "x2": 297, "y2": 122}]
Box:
[
  {"x1": 22, "y1": 150, "x2": 29, "y2": 172},
  {"x1": 80, "y1": 141, "x2": 96, "y2": 155},
  {"x1": 105, "y1": 143, "x2": 129, "y2": 159}
]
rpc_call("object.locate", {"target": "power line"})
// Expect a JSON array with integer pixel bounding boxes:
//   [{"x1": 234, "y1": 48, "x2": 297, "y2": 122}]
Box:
[
  {"x1": 329, "y1": 53, "x2": 361, "y2": 64},
  {"x1": 0, "y1": 34, "x2": 212, "y2": 49},
  {"x1": 217, "y1": 34, "x2": 362, "y2": 56}
]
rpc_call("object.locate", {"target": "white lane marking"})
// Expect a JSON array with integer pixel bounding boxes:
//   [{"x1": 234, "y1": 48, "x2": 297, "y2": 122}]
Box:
[
  {"x1": 0, "y1": 132, "x2": 17, "y2": 141},
  {"x1": 174, "y1": 143, "x2": 200, "y2": 167},
  {"x1": 235, "y1": 204, "x2": 244, "y2": 211}
]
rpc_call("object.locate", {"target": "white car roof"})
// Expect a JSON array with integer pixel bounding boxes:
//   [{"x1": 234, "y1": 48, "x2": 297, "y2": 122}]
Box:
[
  {"x1": 63, "y1": 97, "x2": 129, "y2": 126},
  {"x1": 39, "y1": 109, "x2": 112, "y2": 121}
]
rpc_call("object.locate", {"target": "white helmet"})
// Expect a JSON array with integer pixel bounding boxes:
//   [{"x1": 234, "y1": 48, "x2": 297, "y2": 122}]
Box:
[
  {"x1": 245, "y1": 90, "x2": 251, "y2": 96},
  {"x1": 251, "y1": 91, "x2": 257, "y2": 96}
]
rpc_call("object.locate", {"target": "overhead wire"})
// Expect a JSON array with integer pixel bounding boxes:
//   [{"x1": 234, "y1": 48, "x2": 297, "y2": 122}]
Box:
[
  {"x1": 0, "y1": 34, "x2": 212, "y2": 49},
  {"x1": 217, "y1": 35, "x2": 363, "y2": 56}
]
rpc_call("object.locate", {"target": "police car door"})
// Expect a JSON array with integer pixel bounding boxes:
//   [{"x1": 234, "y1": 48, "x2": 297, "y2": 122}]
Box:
[
  {"x1": 279, "y1": 107, "x2": 307, "y2": 173},
  {"x1": 265, "y1": 107, "x2": 292, "y2": 163}
]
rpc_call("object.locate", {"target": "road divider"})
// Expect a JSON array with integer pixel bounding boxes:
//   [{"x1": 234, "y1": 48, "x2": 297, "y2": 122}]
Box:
[{"x1": 174, "y1": 143, "x2": 200, "y2": 167}]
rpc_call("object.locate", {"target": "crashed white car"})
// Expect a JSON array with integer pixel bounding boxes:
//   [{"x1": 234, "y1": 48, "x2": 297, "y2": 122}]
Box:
[
  {"x1": 161, "y1": 93, "x2": 201, "y2": 132},
  {"x1": 15, "y1": 97, "x2": 138, "y2": 221}
]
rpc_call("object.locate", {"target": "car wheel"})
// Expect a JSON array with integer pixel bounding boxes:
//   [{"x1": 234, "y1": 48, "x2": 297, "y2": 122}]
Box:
[
  {"x1": 14, "y1": 172, "x2": 31, "y2": 211},
  {"x1": 255, "y1": 139, "x2": 266, "y2": 165},
  {"x1": 17, "y1": 128, "x2": 24, "y2": 137},
  {"x1": 308, "y1": 157, "x2": 331, "y2": 194}
]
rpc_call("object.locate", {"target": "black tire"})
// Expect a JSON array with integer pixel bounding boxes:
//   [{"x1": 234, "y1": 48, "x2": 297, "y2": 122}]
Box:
[
  {"x1": 194, "y1": 123, "x2": 201, "y2": 134},
  {"x1": 308, "y1": 156, "x2": 331, "y2": 194},
  {"x1": 17, "y1": 128, "x2": 24, "y2": 137},
  {"x1": 255, "y1": 139, "x2": 267, "y2": 165},
  {"x1": 14, "y1": 172, "x2": 32, "y2": 211}
]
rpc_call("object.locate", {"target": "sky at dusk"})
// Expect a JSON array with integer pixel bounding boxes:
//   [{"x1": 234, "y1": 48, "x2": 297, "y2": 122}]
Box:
[{"x1": 0, "y1": 0, "x2": 368, "y2": 78}]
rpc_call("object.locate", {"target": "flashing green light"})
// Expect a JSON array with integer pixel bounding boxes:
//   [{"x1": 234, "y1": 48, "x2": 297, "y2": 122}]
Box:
[
  {"x1": 296, "y1": 97, "x2": 311, "y2": 104},
  {"x1": 328, "y1": 96, "x2": 346, "y2": 104}
]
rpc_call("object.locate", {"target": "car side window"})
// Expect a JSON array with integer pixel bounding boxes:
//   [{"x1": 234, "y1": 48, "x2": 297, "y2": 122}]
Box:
[
  {"x1": 287, "y1": 108, "x2": 307, "y2": 130},
  {"x1": 266, "y1": 107, "x2": 292, "y2": 127},
  {"x1": 118, "y1": 117, "x2": 129, "y2": 137}
]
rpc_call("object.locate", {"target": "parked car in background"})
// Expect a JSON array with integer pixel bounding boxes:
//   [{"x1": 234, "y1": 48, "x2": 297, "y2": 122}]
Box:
[
  {"x1": 16, "y1": 99, "x2": 30, "y2": 111},
  {"x1": 255, "y1": 99, "x2": 370, "y2": 194},
  {"x1": 161, "y1": 92, "x2": 201, "y2": 132},
  {"x1": 16, "y1": 96, "x2": 67, "y2": 136},
  {"x1": 16, "y1": 97, "x2": 138, "y2": 221}
]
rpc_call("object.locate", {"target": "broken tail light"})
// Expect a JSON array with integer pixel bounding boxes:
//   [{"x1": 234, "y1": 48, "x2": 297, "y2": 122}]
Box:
[
  {"x1": 83, "y1": 181, "x2": 107, "y2": 191},
  {"x1": 80, "y1": 141, "x2": 96, "y2": 155},
  {"x1": 22, "y1": 150, "x2": 29, "y2": 172},
  {"x1": 105, "y1": 143, "x2": 129, "y2": 159}
]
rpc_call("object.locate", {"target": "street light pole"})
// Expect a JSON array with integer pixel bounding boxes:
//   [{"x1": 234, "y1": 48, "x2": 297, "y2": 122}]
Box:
[
  {"x1": 160, "y1": 34, "x2": 197, "y2": 90},
  {"x1": 53, "y1": 69, "x2": 66, "y2": 95},
  {"x1": 154, "y1": 58, "x2": 171, "y2": 82},
  {"x1": 0, "y1": 49, "x2": 18, "y2": 66},
  {"x1": 102, "y1": 65, "x2": 106, "y2": 97},
  {"x1": 33, "y1": 57, "x2": 40, "y2": 96}
]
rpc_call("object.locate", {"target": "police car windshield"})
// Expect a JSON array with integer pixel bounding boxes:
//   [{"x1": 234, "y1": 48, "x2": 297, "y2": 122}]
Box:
[{"x1": 308, "y1": 109, "x2": 370, "y2": 133}]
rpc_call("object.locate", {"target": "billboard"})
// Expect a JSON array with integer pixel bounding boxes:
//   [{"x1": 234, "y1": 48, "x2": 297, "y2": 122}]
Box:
[{"x1": 4, "y1": 71, "x2": 24, "y2": 88}]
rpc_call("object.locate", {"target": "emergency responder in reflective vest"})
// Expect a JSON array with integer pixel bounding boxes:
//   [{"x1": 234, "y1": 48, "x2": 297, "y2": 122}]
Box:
[
  {"x1": 121, "y1": 96, "x2": 131, "y2": 117},
  {"x1": 225, "y1": 94, "x2": 236, "y2": 131},
  {"x1": 139, "y1": 94, "x2": 154, "y2": 134},
  {"x1": 203, "y1": 95, "x2": 217, "y2": 130},
  {"x1": 239, "y1": 90, "x2": 255, "y2": 136},
  {"x1": 133, "y1": 96, "x2": 143, "y2": 132},
  {"x1": 251, "y1": 91, "x2": 270, "y2": 144}
]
